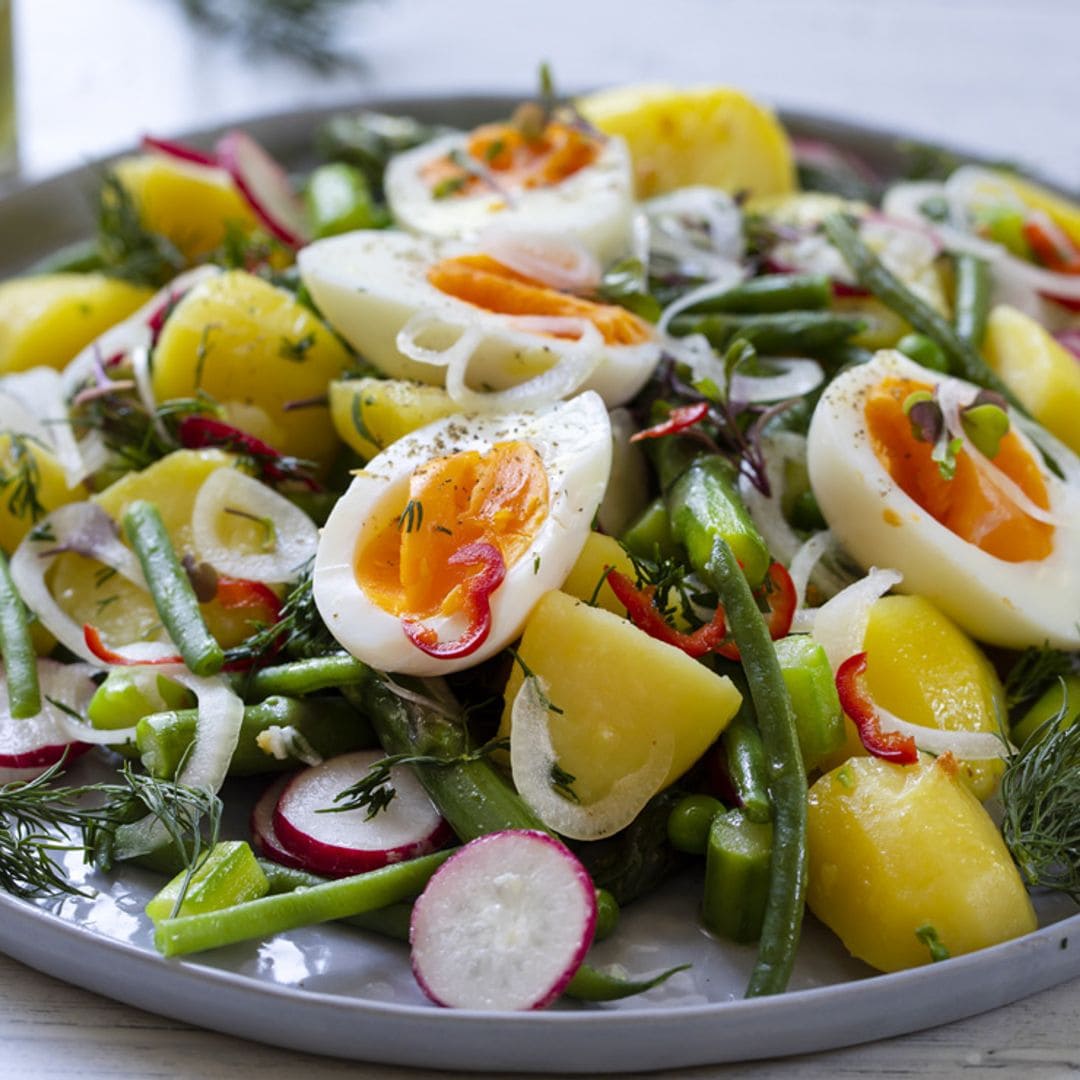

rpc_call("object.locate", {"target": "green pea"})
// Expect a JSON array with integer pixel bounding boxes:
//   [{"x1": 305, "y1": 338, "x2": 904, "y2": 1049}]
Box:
[
  {"x1": 897, "y1": 333, "x2": 949, "y2": 373},
  {"x1": 593, "y1": 888, "x2": 620, "y2": 941},
  {"x1": 666, "y1": 794, "x2": 724, "y2": 855}
]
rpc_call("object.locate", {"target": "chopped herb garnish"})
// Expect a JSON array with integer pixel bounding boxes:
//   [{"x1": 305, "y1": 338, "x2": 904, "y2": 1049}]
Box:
[{"x1": 915, "y1": 924, "x2": 951, "y2": 962}]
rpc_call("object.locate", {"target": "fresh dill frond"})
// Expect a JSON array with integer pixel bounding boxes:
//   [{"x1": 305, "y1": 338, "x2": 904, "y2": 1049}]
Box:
[
  {"x1": 1005, "y1": 647, "x2": 1078, "y2": 712},
  {"x1": 1000, "y1": 683, "x2": 1080, "y2": 901},
  {"x1": 96, "y1": 173, "x2": 186, "y2": 288},
  {"x1": 0, "y1": 432, "x2": 48, "y2": 523}
]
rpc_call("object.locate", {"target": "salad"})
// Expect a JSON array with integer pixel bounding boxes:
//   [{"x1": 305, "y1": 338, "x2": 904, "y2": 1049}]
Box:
[{"x1": 0, "y1": 76, "x2": 1077, "y2": 1015}]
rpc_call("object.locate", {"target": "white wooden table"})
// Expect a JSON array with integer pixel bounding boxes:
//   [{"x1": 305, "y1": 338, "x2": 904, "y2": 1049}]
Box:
[{"x1": 5, "y1": 1, "x2": 1080, "y2": 1075}]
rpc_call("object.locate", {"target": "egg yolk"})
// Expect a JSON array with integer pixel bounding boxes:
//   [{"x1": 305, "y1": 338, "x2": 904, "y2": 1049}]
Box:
[
  {"x1": 428, "y1": 254, "x2": 652, "y2": 346},
  {"x1": 423, "y1": 120, "x2": 601, "y2": 197},
  {"x1": 355, "y1": 440, "x2": 549, "y2": 619},
  {"x1": 864, "y1": 377, "x2": 1053, "y2": 562}
]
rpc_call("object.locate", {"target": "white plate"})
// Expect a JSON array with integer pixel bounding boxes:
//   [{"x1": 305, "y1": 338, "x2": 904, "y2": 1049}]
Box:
[{"x1": 1, "y1": 98, "x2": 1078, "y2": 1072}]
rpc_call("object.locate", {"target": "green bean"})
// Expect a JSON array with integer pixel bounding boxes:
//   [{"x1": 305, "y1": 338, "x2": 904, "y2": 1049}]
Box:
[
  {"x1": 155, "y1": 850, "x2": 452, "y2": 956},
  {"x1": 593, "y1": 888, "x2": 620, "y2": 941},
  {"x1": 563, "y1": 962, "x2": 690, "y2": 1002},
  {"x1": 138, "y1": 695, "x2": 373, "y2": 778},
  {"x1": 704, "y1": 538, "x2": 806, "y2": 997},
  {"x1": 683, "y1": 273, "x2": 832, "y2": 315},
  {"x1": 0, "y1": 550, "x2": 40, "y2": 718},
  {"x1": 953, "y1": 253, "x2": 992, "y2": 348},
  {"x1": 822, "y1": 213, "x2": 1021, "y2": 407},
  {"x1": 670, "y1": 310, "x2": 866, "y2": 354},
  {"x1": 721, "y1": 709, "x2": 773, "y2": 825},
  {"x1": 243, "y1": 653, "x2": 371, "y2": 700},
  {"x1": 121, "y1": 501, "x2": 223, "y2": 676}
]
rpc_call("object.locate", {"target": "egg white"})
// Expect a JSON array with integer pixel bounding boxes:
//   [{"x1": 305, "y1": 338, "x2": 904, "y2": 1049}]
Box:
[
  {"x1": 313, "y1": 392, "x2": 613, "y2": 676},
  {"x1": 298, "y1": 230, "x2": 662, "y2": 408},
  {"x1": 806, "y1": 350, "x2": 1080, "y2": 650},
  {"x1": 384, "y1": 131, "x2": 635, "y2": 265}
]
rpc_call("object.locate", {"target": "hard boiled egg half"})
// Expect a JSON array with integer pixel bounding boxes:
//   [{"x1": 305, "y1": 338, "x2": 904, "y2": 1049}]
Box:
[
  {"x1": 807, "y1": 350, "x2": 1080, "y2": 649},
  {"x1": 313, "y1": 392, "x2": 612, "y2": 676},
  {"x1": 384, "y1": 117, "x2": 635, "y2": 264},
  {"x1": 298, "y1": 230, "x2": 662, "y2": 409}
]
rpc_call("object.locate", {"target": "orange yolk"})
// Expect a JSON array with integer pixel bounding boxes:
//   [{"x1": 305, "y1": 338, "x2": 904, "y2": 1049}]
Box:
[
  {"x1": 864, "y1": 377, "x2": 1054, "y2": 562},
  {"x1": 422, "y1": 120, "x2": 601, "y2": 197},
  {"x1": 427, "y1": 254, "x2": 652, "y2": 347},
  {"x1": 355, "y1": 441, "x2": 549, "y2": 619}
]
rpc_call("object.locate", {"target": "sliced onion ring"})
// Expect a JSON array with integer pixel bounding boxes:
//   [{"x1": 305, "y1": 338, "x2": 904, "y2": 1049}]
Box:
[
  {"x1": 875, "y1": 702, "x2": 1009, "y2": 761},
  {"x1": 112, "y1": 670, "x2": 245, "y2": 859},
  {"x1": 192, "y1": 468, "x2": 318, "y2": 584},
  {"x1": 476, "y1": 227, "x2": 602, "y2": 293},
  {"x1": 730, "y1": 356, "x2": 823, "y2": 403},
  {"x1": 396, "y1": 309, "x2": 603, "y2": 413},
  {"x1": 788, "y1": 529, "x2": 838, "y2": 632},
  {"x1": 509, "y1": 676, "x2": 672, "y2": 841},
  {"x1": 810, "y1": 567, "x2": 903, "y2": 673}
]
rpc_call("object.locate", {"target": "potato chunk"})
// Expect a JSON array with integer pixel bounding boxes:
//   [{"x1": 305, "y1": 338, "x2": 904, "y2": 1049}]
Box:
[
  {"x1": 807, "y1": 754, "x2": 1036, "y2": 972},
  {"x1": 152, "y1": 271, "x2": 351, "y2": 467},
  {"x1": 499, "y1": 590, "x2": 740, "y2": 804},
  {"x1": 0, "y1": 274, "x2": 151, "y2": 374}
]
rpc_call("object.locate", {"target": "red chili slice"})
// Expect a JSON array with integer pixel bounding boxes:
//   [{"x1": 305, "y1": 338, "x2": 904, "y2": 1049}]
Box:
[
  {"x1": 403, "y1": 542, "x2": 507, "y2": 660},
  {"x1": 215, "y1": 576, "x2": 283, "y2": 622},
  {"x1": 629, "y1": 402, "x2": 710, "y2": 443},
  {"x1": 834, "y1": 651, "x2": 918, "y2": 765},
  {"x1": 606, "y1": 568, "x2": 727, "y2": 658},
  {"x1": 1024, "y1": 218, "x2": 1080, "y2": 276},
  {"x1": 714, "y1": 561, "x2": 797, "y2": 661},
  {"x1": 83, "y1": 624, "x2": 182, "y2": 667},
  {"x1": 178, "y1": 415, "x2": 320, "y2": 491}
]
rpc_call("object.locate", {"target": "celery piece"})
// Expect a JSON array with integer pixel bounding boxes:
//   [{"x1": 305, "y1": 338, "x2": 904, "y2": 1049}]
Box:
[
  {"x1": 88, "y1": 669, "x2": 193, "y2": 731},
  {"x1": 702, "y1": 809, "x2": 773, "y2": 943},
  {"x1": 774, "y1": 635, "x2": 844, "y2": 773},
  {"x1": 145, "y1": 841, "x2": 268, "y2": 925},
  {"x1": 1011, "y1": 675, "x2": 1080, "y2": 749}
]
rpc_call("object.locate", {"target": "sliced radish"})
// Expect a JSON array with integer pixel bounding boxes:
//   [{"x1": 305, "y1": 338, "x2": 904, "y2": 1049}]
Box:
[
  {"x1": 215, "y1": 130, "x2": 309, "y2": 247},
  {"x1": 141, "y1": 135, "x2": 218, "y2": 168},
  {"x1": 0, "y1": 660, "x2": 97, "y2": 783},
  {"x1": 410, "y1": 830, "x2": 596, "y2": 1011},
  {"x1": 272, "y1": 751, "x2": 452, "y2": 877},
  {"x1": 250, "y1": 775, "x2": 306, "y2": 869}
]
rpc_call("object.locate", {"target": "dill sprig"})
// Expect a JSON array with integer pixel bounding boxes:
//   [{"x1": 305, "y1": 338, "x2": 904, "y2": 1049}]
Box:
[
  {"x1": 0, "y1": 760, "x2": 221, "y2": 901},
  {"x1": 0, "y1": 432, "x2": 48, "y2": 523},
  {"x1": 1000, "y1": 683, "x2": 1080, "y2": 901},
  {"x1": 97, "y1": 173, "x2": 186, "y2": 288},
  {"x1": 321, "y1": 735, "x2": 509, "y2": 818},
  {"x1": 1004, "y1": 646, "x2": 1079, "y2": 712}
]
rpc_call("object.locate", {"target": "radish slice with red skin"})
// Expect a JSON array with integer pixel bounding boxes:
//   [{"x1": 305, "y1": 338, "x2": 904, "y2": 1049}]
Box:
[
  {"x1": 272, "y1": 751, "x2": 452, "y2": 878},
  {"x1": 250, "y1": 775, "x2": 306, "y2": 870},
  {"x1": 0, "y1": 660, "x2": 97, "y2": 783},
  {"x1": 410, "y1": 830, "x2": 597, "y2": 1011},
  {"x1": 215, "y1": 130, "x2": 309, "y2": 247},
  {"x1": 141, "y1": 135, "x2": 218, "y2": 168}
]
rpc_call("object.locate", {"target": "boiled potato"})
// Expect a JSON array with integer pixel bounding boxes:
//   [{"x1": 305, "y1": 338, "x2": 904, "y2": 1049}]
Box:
[
  {"x1": 0, "y1": 433, "x2": 83, "y2": 555},
  {"x1": 560, "y1": 531, "x2": 634, "y2": 616},
  {"x1": 329, "y1": 377, "x2": 460, "y2": 460},
  {"x1": 807, "y1": 753, "x2": 1036, "y2": 972},
  {"x1": 152, "y1": 271, "x2": 352, "y2": 468},
  {"x1": 0, "y1": 274, "x2": 151, "y2": 374},
  {"x1": 984, "y1": 304, "x2": 1080, "y2": 454},
  {"x1": 499, "y1": 590, "x2": 740, "y2": 804},
  {"x1": 113, "y1": 155, "x2": 259, "y2": 262},
  {"x1": 49, "y1": 449, "x2": 276, "y2": 649},
  {"x1": 822, "y1": 595, "x2": 1007, "y2": 799},
  {"x1": 577, "y1": 84, "x2": 795, "y2": 199}
]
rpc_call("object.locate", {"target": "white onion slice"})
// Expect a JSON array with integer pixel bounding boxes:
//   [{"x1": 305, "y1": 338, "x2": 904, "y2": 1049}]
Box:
[
  {"x1": 657, "y1": 270, "x2": 745, "y2": 337},
  {"x1": 937, "y1": 379, "x2": 1066, "y2": 527},
  {"x1": 510, "y1": 676, "x2": 671, "y2": 841},
  {"x1": 476, "y1": 227, "x2": 601, "y2": 293},
  {"x1": 0, "y1": 368, "x2": 86, "y2": 488},
  {"x1": 396, "y1": 309, "x2": 603, "y2": 413},
  {"x1": 47, "y1": 661, "x2": 139, "y2": 747},
  {"x1": 113, "y1": 671, "x2": 244, "y2": 859},
  {"x1": 875, "y1": 702, "x2": 1009, "y2": 761},
  {"x1": 737, "y1": 431, "x2": 808, "y2": 567},
  {"x1": 811, "y1": 567, "x2": 903, "y2": 673},
  {"x1": 788, "y1": 529, "x2": 837, "y2": 632},
  {"x1": 0, "y1": 659, "x2": 105, "y2": 751},
  {"x1": 8, "y1": 502, "x2": 184, "y2": 666},
  {"x1": 646, "y1": 187, "x2": 746, "y2": 278},
  {"x1": 191, "y1": 467, "x2": 318, "y2": 584},
  {"x1": 130, "y1": 343, "x2": 173, "y2": 448},
  {"x1": 596, "y1": 407, "x2": 650, "y2": 537},
  {"x1": 730, "y1": 357, "x2": 823, "y2": 403}
]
